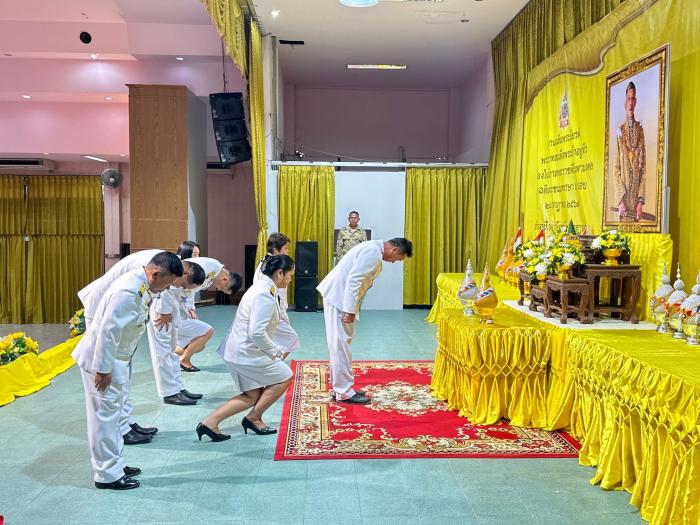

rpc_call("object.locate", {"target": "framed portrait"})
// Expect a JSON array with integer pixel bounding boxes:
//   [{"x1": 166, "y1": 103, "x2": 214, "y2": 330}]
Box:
[{"x1": 602, "y1": 45, "x2": 669, "y2": 233}]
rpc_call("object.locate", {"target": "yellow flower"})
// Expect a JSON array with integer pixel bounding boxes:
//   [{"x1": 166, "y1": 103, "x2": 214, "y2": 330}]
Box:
[{"x1": 139, "y1": 283, "x2": 147, "y2": 296}]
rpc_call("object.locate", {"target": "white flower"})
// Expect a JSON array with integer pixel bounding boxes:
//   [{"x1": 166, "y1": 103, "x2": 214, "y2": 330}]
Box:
[
  {"x1": 609, "y1": 230, "x2": 617, "y2": 236},
  {"x1": 523, "y1": 249, "x2": 534, "y2": 258},
  {"x1": 563, "y1": 252, "x2": 576, "y2": 265},
  {"x1": 547, "y1": 235, "x2": 554, "y2": 244},
  {"x1": 591, "y1": 238, "x2": 602, "y2": 249},
  {"x1": 535, "y1": 262, "x2": 548, "y2": 275}
]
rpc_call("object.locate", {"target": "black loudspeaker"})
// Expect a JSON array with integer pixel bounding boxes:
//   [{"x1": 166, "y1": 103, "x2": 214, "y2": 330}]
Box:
[
  {"x1": 295, "y1": 241, "x2": 318, "y2": 277},
  {"x1": 210, "y1": 93, "x2": 251, "y2": 166},
  {"x1": 244, "y1": 245, "x2": 258, "y2": 290},
  {"x1": 295, "y1": 276, "x2": 318, "y2": 312}
]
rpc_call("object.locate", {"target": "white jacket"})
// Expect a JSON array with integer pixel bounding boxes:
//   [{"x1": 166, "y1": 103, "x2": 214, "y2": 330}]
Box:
[
  {"x1": 78, "y1": 249, "x2": 163, "y2": 320},
  {"x1": 317, "y1": 240, "x2": 383, "y2": 315},
  {"x1": 180, "y1": 256, "x2": 224, "y2": 312},
  {"x1": 217, "y1": 275, "x2": 284, "y2": 365},
  {"x1": 254, "y1": 257, "x2": 289, "y2": 321},
  {"x1": 71, "y1": 269, "x2": 152, "y2": 384}
]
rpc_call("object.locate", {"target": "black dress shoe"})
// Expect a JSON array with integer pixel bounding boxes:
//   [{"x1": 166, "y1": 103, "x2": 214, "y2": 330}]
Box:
[
  {"x1": 130, "y1": 422, "x2": 158, "y2": 436},
  {"x1": 164, "y1": 392, "x2": 197, "y2": 405},
  {"x1": 339, "y1": 393, "x2": 371, "y2": 404},
  {"x1": 123, "y1": 429, "x2": 153, "y2": 445},
  {"x1": 180, "y1": 364, "x2": 200, "y2": 372},
  {"x1": 95, "y1": 476, "x2": 140, "y2": 490},
  {"x1": 123, "y1": 466, "x2": 141, "y2": 477},
  {"x1": 180, "y1": 389, "x2": 203, "y2": 400}
]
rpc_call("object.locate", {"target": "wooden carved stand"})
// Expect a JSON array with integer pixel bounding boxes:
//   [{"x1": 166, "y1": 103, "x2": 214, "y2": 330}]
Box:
[
  {"x1": 582, "y1": 264, "x2": 642, "y2": 324},
  {"x1": 544, "y1": 277, "x2": 592, "y2": 324}
]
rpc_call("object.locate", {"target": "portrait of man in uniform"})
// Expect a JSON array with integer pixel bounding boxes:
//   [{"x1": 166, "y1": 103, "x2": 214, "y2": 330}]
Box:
[{"x1": 603, "y1": 46, "x2": 668, "y2": 232}]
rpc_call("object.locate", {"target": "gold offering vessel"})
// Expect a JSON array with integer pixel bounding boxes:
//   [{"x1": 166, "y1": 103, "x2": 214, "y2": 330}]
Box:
[{"x1": 475, "y1": 265, "x2": 498, "y2": 324}]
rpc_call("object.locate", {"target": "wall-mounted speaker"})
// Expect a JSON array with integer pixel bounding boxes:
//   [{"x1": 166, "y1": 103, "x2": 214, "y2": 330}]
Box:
[{"x1": 209, "y1": 93, "x2": 251, "y2": 166}]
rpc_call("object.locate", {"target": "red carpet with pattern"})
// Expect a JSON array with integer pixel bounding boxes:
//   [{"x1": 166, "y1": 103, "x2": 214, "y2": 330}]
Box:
[{"x1": 274, "y1": 360, "x2": 579, "y2": 460}]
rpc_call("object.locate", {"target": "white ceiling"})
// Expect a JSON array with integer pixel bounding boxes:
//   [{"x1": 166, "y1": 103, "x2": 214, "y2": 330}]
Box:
[{"x1": 253, "y1": 0, "x2": 529, "y2": 88}]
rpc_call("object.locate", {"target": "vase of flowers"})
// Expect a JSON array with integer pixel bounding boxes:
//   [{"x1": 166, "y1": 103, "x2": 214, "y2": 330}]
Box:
[
  {"x1": 69, "y1": 308, "x2": 86, "y2": 337},
  {"x1": 517, "y1": 238, "x2": 546, "y2": 284},
  {"x1": 0, "y1": 332, "x2": 40, "y2": 366},
  {"x1": 545, "y1": 242, "x2": 585, "y2": 278},
  {"x1": 591, "y1": 230, "x2": 630, "y2": 266}
]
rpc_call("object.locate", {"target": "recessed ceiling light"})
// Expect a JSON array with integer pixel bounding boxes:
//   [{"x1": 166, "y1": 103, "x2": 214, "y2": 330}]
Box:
[
  {"x1": 340, "y1": 0, "x2": 378, "y2": 6},
  {"x1": 271, "y1": 9, "x2": 281, "y2": 17},
  {"x1": 22, "y1": 95, "x2": 32, "y2": 99},
  {"x1": 347, "y1": 64, "x2": 407, "y2": 70},
  {"x1": 43, "y1": 152, "x2": 50, "y2": 156},
  {"x1": 90, "y1": 53, "x2": 99, "y2": 59},
  {"x1": 82, "y1": 155, "x2": 108, "y2": 163},
  {"x1": 176, "y1": 56, "x2": 184, "y2": 61},
  {"x1": 120, "y1": 153, "x2": 127, "y2": 157},
  {"x1": 104, "y1": 96, "x2": 113, "y2": 100}
]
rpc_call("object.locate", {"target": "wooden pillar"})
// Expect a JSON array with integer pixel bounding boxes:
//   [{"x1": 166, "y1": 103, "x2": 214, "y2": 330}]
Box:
[{"x1": 128, "y1": 84, "x2": 205, "y2": 252}]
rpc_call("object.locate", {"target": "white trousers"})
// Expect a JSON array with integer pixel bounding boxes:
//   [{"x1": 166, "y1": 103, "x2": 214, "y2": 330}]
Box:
[
  {"x1": 85, "y1": 316, "x2": 135, "y2": 436},
  {"x1": 323, "y1": 304, "x2": 357, "y2": 400},
  {"x1": 147, "y1": 309, "x2": 184, "y2": 398},
  {"x1": 80, "y1": 368, "x2": 127, "y2": 483}
]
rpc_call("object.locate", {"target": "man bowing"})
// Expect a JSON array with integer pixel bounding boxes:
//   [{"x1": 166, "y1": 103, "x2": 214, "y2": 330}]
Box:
[
  {"x1": 72, "y1": 252, "x2": 182, "y2": 490},
  {"x1": 317, "y1": 238, "x2": 412, "y2": 404}
]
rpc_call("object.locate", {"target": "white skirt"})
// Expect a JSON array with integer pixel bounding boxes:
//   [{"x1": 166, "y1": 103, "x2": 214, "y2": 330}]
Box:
[
  {"x1": 226, "y1": 360, "x2": 293, "y2": 393},
  {"x1": 177, "y1": 318, "x2": 212, "y2": 347}
]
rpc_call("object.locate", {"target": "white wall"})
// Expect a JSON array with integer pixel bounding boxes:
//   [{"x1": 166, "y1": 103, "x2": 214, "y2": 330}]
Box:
[
  {"x1": 290, "y1": 86, "x2": 450, "y2": 162},
  {"x1": 335, "y1": 170, "x2": 406, "y2": 310},
  {"x1": 187, "y1": 91, "x2": 208, "y2": 254}
]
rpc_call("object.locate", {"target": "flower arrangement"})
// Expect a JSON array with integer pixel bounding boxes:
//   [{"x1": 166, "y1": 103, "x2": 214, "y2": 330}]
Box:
[
  {"x1": 0, "y1": 332, "x2": 40, "y2": 366},
  {"x1": 518, "y1": 239, "x2": 547, "y2": 275},
  {"x1": 591, "y1": 230, "x2": 630, "y2": 252},
  {"x1": 545, "y1": 241, "x2": 585, "y2": 275},
  {"x1": 69, "y1": 308, "x2": 86, "y2": 337}
]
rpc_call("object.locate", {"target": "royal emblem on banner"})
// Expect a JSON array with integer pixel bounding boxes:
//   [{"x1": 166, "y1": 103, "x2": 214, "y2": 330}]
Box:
[{"x1": 559, "y1": 91, "x2": 569, "y2": 129}]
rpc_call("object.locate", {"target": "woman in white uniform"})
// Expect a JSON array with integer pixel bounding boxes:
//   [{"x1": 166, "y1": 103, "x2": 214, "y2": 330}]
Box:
[
  {"x1": 196, "y1": 255, "x2": 295, "y2": 442},
  {"x1": 253, "y1": 233, "x2": 300, "y2": 358},
  {"x1": 174, "y1": 241, "x2": 242, "y2": 371}
]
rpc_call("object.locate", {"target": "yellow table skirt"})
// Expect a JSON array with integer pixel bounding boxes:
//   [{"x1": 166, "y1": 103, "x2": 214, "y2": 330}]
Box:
[
  {"x1": 432, "y1": 306, "x2": 557, "y2": 428},
  {"x1": 561, "y1": 330, "x2": 700, "y2": 525},
  {"x1": 426, "y1": 273, "x2": 520, "y2": 324},
  {"x1": 0, "y1": 335, "x2": 80, "y2": 406}
]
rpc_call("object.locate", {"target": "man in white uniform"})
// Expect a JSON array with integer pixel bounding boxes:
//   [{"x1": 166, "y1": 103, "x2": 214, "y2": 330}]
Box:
[
  {"x1": 72, "y1": 252, "x2": 182, "y2": 490},
  {"x1": 177, "y1": 257, "x2": 242, "y2": 371},
  {"x1": 317, "y1": 238, "x2": 412, "y2": 404},
  {"x1": 79, "y1": 249, "x2": 205, "y2": 440},
  {"x1": 147, "y1": 260, "x2": 206, "y2": 406}
]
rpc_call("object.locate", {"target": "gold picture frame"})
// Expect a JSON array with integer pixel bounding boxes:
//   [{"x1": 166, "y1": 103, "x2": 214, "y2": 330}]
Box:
[{"x1": 603, "y1": 45, "x2": 669, "y2": 233}]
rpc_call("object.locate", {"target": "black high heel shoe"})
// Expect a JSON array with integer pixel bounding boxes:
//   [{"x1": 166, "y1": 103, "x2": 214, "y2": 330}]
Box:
[
  {"x1": 241, "y1": 417, "x2": 277, "y2": 435},
  {"x1": 196, "y1": 422, "x2": 231, "y2": 442}
]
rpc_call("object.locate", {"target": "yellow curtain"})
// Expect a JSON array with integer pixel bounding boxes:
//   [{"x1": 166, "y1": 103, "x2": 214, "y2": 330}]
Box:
[
  {"x1": 202, "y1": 0, "x2": 247, "y2": 77},
  {"x1": 24, "y1": 176, "x2": 103, "y2": 323},
  {"x1": 404, "y1": 167, "x2": 486, "y2": 306},
  {"x1": 0, "y1": 176, "x2": 26, "y2": 323},
  {"x1": 477, "y1": 0, "x2": 624, "y2": 269},
  {"x1": 249, "y1": 21, "x2": 268, "y2": 261},
  {"x1": 278, "y1": 165, "x2": 335, "y2": 304}
]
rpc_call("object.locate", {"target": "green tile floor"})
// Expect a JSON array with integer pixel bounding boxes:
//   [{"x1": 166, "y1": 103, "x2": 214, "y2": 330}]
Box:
[{"x1": 0, "y1": 307, "x2": 644, "y2": 524}]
